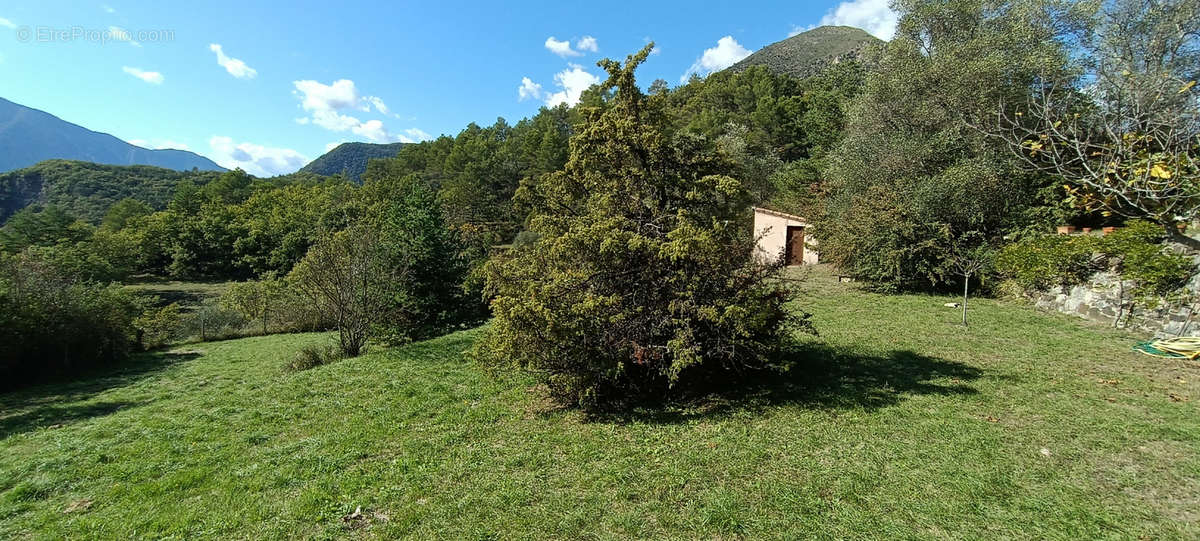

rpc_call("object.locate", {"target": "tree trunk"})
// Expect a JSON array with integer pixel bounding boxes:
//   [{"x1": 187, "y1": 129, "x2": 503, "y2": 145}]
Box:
[
  {"x1": 962, "y1": 273, "x2": 969, "y2": 327},
  {"x1": 1180, "y1": 299, "x2": 1198, "y2": 337},
  {"x1": 1114, "y1": 279, "x2": 1125, "y2": 328}
]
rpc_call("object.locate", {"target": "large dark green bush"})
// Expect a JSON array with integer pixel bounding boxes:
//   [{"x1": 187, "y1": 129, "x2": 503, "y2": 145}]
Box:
[
  {"x1": 472, "y1": 46, "x2": 806, "y2": 410},
  {"x1": 0, "y1": 252, "x2": 141, "y2": 389}
]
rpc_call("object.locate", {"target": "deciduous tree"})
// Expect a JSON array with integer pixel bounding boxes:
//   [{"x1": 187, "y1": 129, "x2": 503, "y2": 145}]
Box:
[{"x1": 983, "y1": 0, "x2": 1200, "y2": 242}]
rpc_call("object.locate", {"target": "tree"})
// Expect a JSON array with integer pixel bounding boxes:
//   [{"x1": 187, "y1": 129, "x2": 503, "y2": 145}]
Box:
[
  {"x1": 983, "y1": 0, "x2": 1200, "y2": 241},
  {"x1": 0, "y1": 205, "x2": 85, "y2": 252},
  {"x1": 815, "y1": 0, "x2": 1077, "y2": 289},
  {"x1": 473, "y1": 45, "x2": 805, "y2": 409},
  {"x1": 948, "y1": 232, "x2": 994, "y2": 327},
  {"x1": 231, "y1": 182, "x2": 354, "y2": 276},
  {"x1": 168, "y1": 203, "x2": 244, "y2": 278},
  {"x1": 358, "y1": 174, "x2": 479, "y2": 343},
  {"x1": 100, "y1": 198, "x2": 153, "y2": 231},
  {"x1": 222, "y1": 275, "x2": 286, "y2": 335},
  {"x1": 288, "y1": 227, "x2": 391, "y2": 357},
  {"x1": 202, "y1": 169, "x2": 254, "y2": 204}
]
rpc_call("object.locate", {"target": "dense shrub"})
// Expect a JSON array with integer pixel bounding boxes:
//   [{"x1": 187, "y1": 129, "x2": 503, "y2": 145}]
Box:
[
  {"x1": 997, "y1": 220, "x2": 1194, "y2": 307},
  {"x1": 0, "y1": 253, "x2": 141, "y2": 388},
  {"x1": 1102, "y1": 222, "x2": 1194, "y2": 305},
  {"x1": 221, "y1": 277, "x2": 287, "y2": 335},
  {"x1": 286, "y1": 343, "x2": 344, "y2": 372},
  {"x1": 134, "y1": 302, "x2": 185, "y2": 349},
  {"x1": 996, "y1": 234, "x2": 1100, "y2": 291},
  {"x1": 473, "y1": 47, "x2": 806, "y2": 410}
]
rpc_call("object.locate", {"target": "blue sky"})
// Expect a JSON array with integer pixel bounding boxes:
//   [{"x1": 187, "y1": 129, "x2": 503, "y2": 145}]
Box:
[{"x1": 0, "y1": 0, "x2": 896, "y2": 176}]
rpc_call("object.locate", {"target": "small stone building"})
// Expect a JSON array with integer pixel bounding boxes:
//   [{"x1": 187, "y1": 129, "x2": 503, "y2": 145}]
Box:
[{"x1": 753, "y1": 207, "x2": 818, "y2": 266}]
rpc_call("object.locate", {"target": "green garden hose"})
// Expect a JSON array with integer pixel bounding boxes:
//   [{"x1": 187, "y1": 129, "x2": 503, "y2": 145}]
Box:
[{"x1": 1134, "y1": 337, "x2": 1200, "y2": 360}]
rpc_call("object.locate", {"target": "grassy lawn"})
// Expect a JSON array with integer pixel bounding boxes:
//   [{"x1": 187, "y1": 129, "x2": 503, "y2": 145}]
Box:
[
  {"x1": 123, "y1": 279, "x2": 232, "y2": 311},
  {"x1": 2, "y1": 267, "x2": 1197, "y2": 539}
]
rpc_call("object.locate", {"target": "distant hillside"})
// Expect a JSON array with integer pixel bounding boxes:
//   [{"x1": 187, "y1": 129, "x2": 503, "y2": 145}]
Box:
[
  {"x1": 0, "y1": 160, "x2": 223, "y2": 224},
  {"x1": 0, "y1": 97, "x2": 225, "y2": 173},
  {"x1": 728, "y1": 26, "x2": 881, "y2": 79},
  {"x1": 300, "y1": 142, "x2": 407, "y2": 181}
]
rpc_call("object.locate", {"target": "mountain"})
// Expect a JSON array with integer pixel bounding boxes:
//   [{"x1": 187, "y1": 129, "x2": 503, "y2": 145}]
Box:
[
  {"x1": 0, "y1": 97, "x2": 225, "y2": 173},
  {"x1": 299, "y1": 142, "x2": 407, "y2": 182},
  {"x1": 0, "y1": 160, "x2": 223, "y2": 224},
  {"x1": 728, "y1": 26, "x2": 882, "y2": 79}
]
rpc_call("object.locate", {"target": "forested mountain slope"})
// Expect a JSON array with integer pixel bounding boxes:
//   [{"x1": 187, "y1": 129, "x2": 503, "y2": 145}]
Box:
[
  {"x1": 299, "y1": 142, "x2": 407, "y2": 182},
  {"x1": 728, "y1": 25, "x2": 881, "y2": 79}
]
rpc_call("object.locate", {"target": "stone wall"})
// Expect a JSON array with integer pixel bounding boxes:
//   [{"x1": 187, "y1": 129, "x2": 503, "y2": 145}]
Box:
[{"x1": 1029, "y1": 259, "x2": 1200, "y2": 338}]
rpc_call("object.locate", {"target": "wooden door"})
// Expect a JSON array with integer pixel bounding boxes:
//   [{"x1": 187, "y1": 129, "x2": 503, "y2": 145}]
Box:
[{"x1": 785, "y1": 226, "x2": 805, "y2": 266}]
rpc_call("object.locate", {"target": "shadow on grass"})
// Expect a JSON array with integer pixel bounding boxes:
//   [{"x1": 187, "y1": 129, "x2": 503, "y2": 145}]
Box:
[
  {"x1": 0, "y1": 351, "x2": 200, "y2": 439},
  {"x1": 595, "y1": 341, "x2": 983, "y2": 424},
  {"x1": 0, "y1": 400, "x2": 143, "y2": 439}
]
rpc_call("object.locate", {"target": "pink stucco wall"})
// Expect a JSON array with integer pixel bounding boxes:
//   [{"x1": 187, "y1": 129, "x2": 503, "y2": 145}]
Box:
[{"x1": 753, "y1": 207, "x2": 818, "y2": 265}]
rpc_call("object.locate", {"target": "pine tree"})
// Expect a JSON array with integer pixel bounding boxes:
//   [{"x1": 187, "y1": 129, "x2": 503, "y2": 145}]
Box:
[{"x1": 473, "y1": 45, "x2": 806, "y2": 409}]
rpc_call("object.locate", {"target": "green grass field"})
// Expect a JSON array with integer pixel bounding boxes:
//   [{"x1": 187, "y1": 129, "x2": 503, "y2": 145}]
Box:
[
  {"x1": 123, "y1": 279, "x2": 232, "y2": 312},
  {"x1": 2, "y1": 268, "x2": 1197, "y2": 539}
]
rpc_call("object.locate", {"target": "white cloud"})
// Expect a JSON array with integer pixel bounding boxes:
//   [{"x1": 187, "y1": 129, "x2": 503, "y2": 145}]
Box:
[
  {"x1": 0, "y1": 17, "x2": 15, "y2": 29},
  {"x1": 402, "y1": 128, "x2": 431, "y2": 142},
  {"x1": 208, "y1": 136, "x2": 308, "y2": 177},
  {"x1": 292, "y1": 78, "x2": 425, "y2": 143},
  {"x1": 364, "y1": 96, "x2": 389, "y2": 115},
  {"x1": 109, "y1": 26, "x2": 141, "y2": 47},
  {"x1": 209, "y1": 43, "x2": 257, "y2": 79},
  {"x1": 544, "y1": 36, "x2": 581, "y2": 57},
  {"x1": 293, "y1": 79, "x2": 367, "y2": 131},
  {"x1": 102, "y1": 4, "x2": 115, "y2": 13},
  {"x1": 544, "y1": 35, "x2": 599, "y2": 57},
  {"x1": 122, "y1": 66, "x2": 163, "y2": 84},
  {"x1": 517, "y1": 77, "x2": 543, "y2": 101},
  {"x1": 576, "y1": 36, "x2": 598, "y2": 53},
  {"x1": 325, "y1": 141, "x2": 347, "y2": 153},
  {"x1": 294, "y1": 79, "x2": 359, "y2": 112},
  {"x1": 680, "y1": 36, "x2": 752, "y2": 83},
  {"x1": 544, "y1": 64, "x2": 600, "y2": 107},
  {"x1": 310, "y1": 109, "x2": 363, "y2": 132},
  {"x1": 351, "y1": 119, "x2": 389, "y2": 142},
  {"x1": 812, "y1": 0, "x2": 897, "y2": 40}
]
